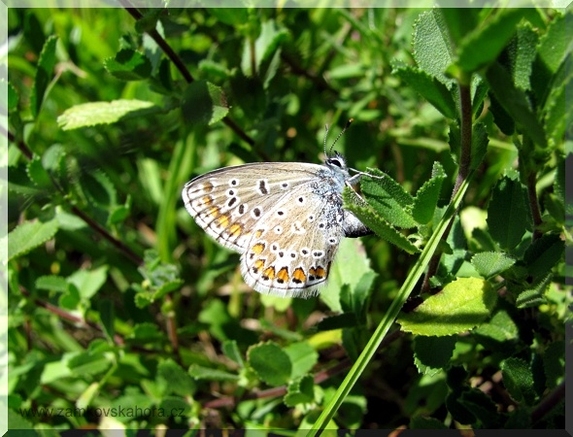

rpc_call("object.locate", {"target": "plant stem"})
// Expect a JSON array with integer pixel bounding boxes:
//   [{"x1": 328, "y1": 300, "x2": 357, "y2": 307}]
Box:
[{"x1": 421, "y1": 82, "x2": 473, "y2": 294}]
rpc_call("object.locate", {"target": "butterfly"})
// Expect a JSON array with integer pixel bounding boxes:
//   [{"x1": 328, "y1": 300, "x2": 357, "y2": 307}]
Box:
[{"x1": 181, "y1": 131, "x2": 371, "y2": 298}]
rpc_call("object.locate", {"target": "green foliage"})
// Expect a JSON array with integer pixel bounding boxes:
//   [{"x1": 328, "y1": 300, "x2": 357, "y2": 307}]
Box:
[{"x1": 6, "y1": 6, "x2": 569, "y2": 433}]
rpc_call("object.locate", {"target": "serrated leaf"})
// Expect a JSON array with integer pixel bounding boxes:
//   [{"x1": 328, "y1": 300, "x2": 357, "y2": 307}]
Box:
[
  {"x1": 80, "y1": 170, "x2": 117, "y2": 207},
  {"x1": 360, "y1": 168, "x2": 417, "y2": 228},
  {"x1": 343, "y1": 188, "x2": 419, "y2": 254},
  {"x1": 501, "y1": 357, "x2": 536, "y2": 405},
  {"x1": 473, "y1": 310, "x2": 519, "y2": 344},
  {"x1": 31, "y1": 35, "x2": 58, "y2": 118},
  {"x1": 393, "y1": 66, "x2": 457, "y2": 119},
  {"x1": 515, "y1": 273, "x2": 552, "y2": 309},
  {"x1": 57, "y1": 99, "x2": 158, "y2": 130},
  {"x1": 104, "y1": 48, "x2": 152, "y2": 80},
  {"x1": 412, "y1": 10, "x2": 455, "y2": 87},
  {"x1": 532, "y1": 12, "x2": 573, "y2": 105},
  {"x1": 188, "y1": 365, "x2": 239, "y2": 382},
  {"x1": 284, "y1": 374, "x2": 315, "y2": 407},
  {"x1": 8, "y1": 219, "x2": 59, "y2": 261},
  {"x1": 128, "y1": 322, "x2": 165, "y2": 342},
  {"x1": 398, "y1": 277, "x2": 497, "y2": 336},
  {"x1": 181, "y1": 80, "x2": 229, "y2": 126},
  {"x1": 27, "y1": 156, "x2": 52, "y2": 189},
  {"x1": 414, "y1": 336, "x2": 456, "y2": 375},
  {"x1": 486, "y1": 176, "x2": 531, "y2": 251},
  {"x1": 247, "y1": 341, "x2": 292, "y2": 387},
  {"x1": 412, "y1": 161, "x2": 447, "y2": 225},
  {"x1": 471, "y1": 252, "x2": 515, "y2": 278},
  {"x1": 158, "y1": 359, "x2": 196, "y2": 396}
]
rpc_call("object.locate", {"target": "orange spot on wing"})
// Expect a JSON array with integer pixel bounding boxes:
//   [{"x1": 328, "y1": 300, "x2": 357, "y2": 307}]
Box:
[
  {"x1": 251, "y1": 243, "x2": 266, "y2": 254},
  {"x1": 262, "y1": 266, "x2": 276, "y2": 281},
  {"x1": 216, "y1": 214, "x2": 230, "y2": 228},
  {"x1": 292, "y1": 268, "x2": 306, "y2": 284},
  {"x1": 276, "y1": 267, "x2": 289, "y2": 284},
  {"x1": 229, "y1": 224, "x2": 242, "y2": 237},
  {"x1": 252, "y1": 259, "x2": 265, "y2": 273}
]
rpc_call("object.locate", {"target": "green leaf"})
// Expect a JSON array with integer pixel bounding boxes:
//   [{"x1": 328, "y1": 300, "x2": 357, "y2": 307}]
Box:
[
  {"x1": 413, "y1": 335, "x2": 457, "y2": 375},
  {"x1": 471, "y1": 251, "x2": 516, "y2": 278},
  {"x1": 473, "y1": 310, "x2": 519, "y2": 346},
  {"x1": 58, "y1": 284, "x2": 80, "y2": 310},
  {"x1": 321, "y1": 238, "x2": 374, "y2": 312},
  {"x1": 501, "y1": 357, "x2": 536, "y2": 405},
  {"x1": 158, "y1": 359, "x2": 196, "y2": 397},
  {"x1": 284, "y1": 374, "x2": 315, "y2": 407},
  {"x1": 7, "y1": 80, "x2": 19, "y2": 112},
  {"x1": 128, "y1": 323, "x2": 165, "y2": 343},
  {"x1": 36, "y1": 275, "x2": 68, "y2": 292},
  {"x1": 104, "y1": 48, "x2": 152, "y2": 80},
  {"x1": 392, "y1": 65, "x2": 457, "y2": 119},
  {"x1": 181, "y1": 80, "x2": 229, "y2": 126},
  {"x1": 485, "y1": 62, "x2": 547, "y2": 148},
  {"x1": 188, "y1": 365, "x2": 239, "y2": 382},
  {"x1": 412, "y1": 161, "x2": 447, "y2": 225},
  {"x1": 68, "y1": 350, "x2": 112, "y2": 377},
  {"x1": 31, "y1": 35, "x2": 58, "y2": 118},
  {"x1": 361, "y1": 168, "x2": 417, "y2": 229},
  {"x1": 58, "y1": 99, "x2": 159, "y2": 130},
  {"x1": 8, "y1": 219, "x2": 59, "y2": 261},
  {"x1": 247, "y1": 341, "x2": 292, "y2": 387},
  {"x1": 68, "y1": 266, "x2": 108, "y2": 301},
  {"x1": 486, "y1": 176, "x2": 531, "y2": 251},
  {"x1": 99, "y1": 299, "x2": 115, "y2": 341},
  {"x1": 532, "y1": 12, "x2": 573, "y2": 105},
  {"x1": 343, "y1": 189, "x2": 419, "y2": 255},
  {"x1": 543, "y1": 56, "x2": 573, "y2": 148},
  {"x1": 455, "y1": 10, "x2": 527, "y2": 73},
  {"x1": 523, "y1": 233, "x2": 564, "y2": 279},
  {"x1": 26, "y1": 156, "x2": 52, "y2": 189},
  {"x1": 412, "y1": 10, "x2": 455, "y2": 87},
  {"x1": 242, "y1": 20, "x2": 288, "y2": 76},
  {"x1": 222, "y1": 340, "x2": 244, "y2": 367},
  {"x1": 398, "y1": 277, "x2": 497, "y2": 336},
  {"x1": 515, "y1": 272, "x2": 552, "y2": 309},
  {"x1": 284, "y1": 342, "x2": 318, "y2": 379}
]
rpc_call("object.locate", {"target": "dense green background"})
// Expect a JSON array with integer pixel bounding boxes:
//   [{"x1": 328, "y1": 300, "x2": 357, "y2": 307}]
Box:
[{"x1": 6, "y1": 6, "x2": 571, "y2": 432}]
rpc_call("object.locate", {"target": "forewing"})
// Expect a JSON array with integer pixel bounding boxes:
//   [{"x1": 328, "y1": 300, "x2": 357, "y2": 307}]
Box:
[
  {"x1": 182, "y1": 162, "x2": 323, "y2": 253},
  {"x1": 240, "y1": 183, "x2": 346, "y2": 298}
]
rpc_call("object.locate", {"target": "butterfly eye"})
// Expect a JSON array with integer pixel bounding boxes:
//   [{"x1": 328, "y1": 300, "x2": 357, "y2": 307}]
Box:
[{"x1": 328, "y1": 157, "x2": 344, "y2": 168}]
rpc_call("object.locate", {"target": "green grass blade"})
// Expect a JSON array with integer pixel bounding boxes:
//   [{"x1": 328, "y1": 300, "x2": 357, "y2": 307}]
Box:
[{"x1": 306, "y1": 174, "x2": 472, "y2": 435}]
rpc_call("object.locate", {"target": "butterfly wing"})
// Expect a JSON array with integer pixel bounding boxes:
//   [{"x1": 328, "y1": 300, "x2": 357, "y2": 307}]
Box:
[
  {"x1": 237, "y1": 169, "x2": 349, "y2": 298},
  {"x1": 181, "y1": 162, "x2": 326, "y2": 254}
]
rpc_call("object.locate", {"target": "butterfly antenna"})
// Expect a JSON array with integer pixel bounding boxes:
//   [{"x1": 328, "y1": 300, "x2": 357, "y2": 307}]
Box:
[
  {"x1": 323, "y1": 123, "x2": 330, "y2": 156},
  {"x1": 328, "y1": 118, "x2": 354, "y2": 155}
]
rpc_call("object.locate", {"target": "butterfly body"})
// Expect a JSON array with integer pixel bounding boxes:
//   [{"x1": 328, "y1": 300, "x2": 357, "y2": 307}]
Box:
[{"x1": 182, "y1": 153, "x2": 369, "y2": 298}]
